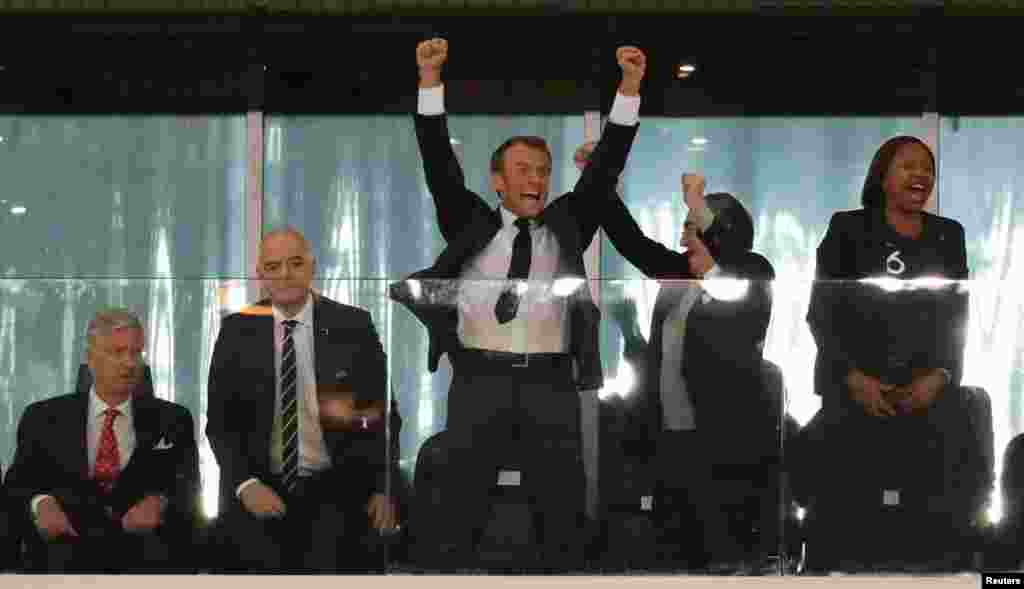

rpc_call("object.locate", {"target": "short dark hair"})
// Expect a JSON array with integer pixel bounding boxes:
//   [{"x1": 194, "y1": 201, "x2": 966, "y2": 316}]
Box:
[
  {"x1": 704, "y1": 192, "x2": 754, "y2": 253},
  {"x1": 861, "y1": 136, "x2": 935, "y2": 209},
  {"x1": 490, "y1": 136, "x2": 552, "y2": 174}
]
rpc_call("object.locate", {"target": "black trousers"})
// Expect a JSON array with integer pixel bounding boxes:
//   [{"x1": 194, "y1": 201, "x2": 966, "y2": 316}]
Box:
[
  {"x1": 815, "y1": 385, "x2": 983, "y2": 565},
  {"x1": 654, "y1": 430, "x2": 777, "y2": 566},
  {"x1": 220, "y1": 471, "x2": 385, "y2": 574},
  {"x1": 435, "y1": 349, "x2": 584, "y2": 569},
  {"x1": 26, "y1": 508, "x2": 180, "y2": 574}
]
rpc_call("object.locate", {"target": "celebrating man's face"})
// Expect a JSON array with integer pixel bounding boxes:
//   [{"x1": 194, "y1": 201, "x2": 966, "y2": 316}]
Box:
[{"x1": 492, "y1": 142, "x2": 552, "y2": 219}]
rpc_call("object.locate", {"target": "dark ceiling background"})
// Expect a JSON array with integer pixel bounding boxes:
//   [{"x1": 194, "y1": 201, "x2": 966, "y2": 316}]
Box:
[{"x1": 0, "y1": 5, "x2": 1020, "y2": 115}]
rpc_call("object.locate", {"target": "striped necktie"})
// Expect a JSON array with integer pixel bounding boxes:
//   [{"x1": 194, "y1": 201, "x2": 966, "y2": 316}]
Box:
[{"x1": 280, "y1": 319, "x2": 299, "y2": 491}]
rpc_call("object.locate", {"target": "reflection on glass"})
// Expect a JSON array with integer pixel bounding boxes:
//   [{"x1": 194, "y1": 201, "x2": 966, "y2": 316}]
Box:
[
  {"x1": 0, "y1": 114, "x2": 247, "y2": 525},
  {"x1": 941, "y1": 117, "x2": 1024, "y2": 530}
]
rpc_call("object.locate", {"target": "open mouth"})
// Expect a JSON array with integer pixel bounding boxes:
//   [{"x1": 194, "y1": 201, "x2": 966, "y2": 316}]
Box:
[
  {"x1": 522, "y1": 192, "x2": 543, "y2": 203},
  {"x1": 907, "y1": 183, "x2": 930, "y2": 200}
]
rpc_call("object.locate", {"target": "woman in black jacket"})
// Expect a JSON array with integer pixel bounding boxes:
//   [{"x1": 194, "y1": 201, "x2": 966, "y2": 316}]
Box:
[
  {"x1": 806, "y1": 136, "x2": 983, "y2": 568},
  {"x1": 596, "y1": 165, "x2": 775, "y2": 571}
]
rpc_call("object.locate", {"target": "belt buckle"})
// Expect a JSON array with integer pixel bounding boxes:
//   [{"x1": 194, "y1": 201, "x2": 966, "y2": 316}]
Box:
[{"x1": 512, "y1": 352, "x2": 529, "y2": 368}]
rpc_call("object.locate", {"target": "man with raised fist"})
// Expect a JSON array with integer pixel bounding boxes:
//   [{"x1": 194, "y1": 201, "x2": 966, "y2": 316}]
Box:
[
  {"x1": 391, "y1": 38, "x2": 644, "y2": 571},
  {"x1": 583, "y1": 157, "x2": 776, "y2": 570}
]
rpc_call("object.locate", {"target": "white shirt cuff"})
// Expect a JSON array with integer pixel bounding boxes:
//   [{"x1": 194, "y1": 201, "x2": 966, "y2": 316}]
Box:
[
  {"x1": 608, "y1": 93, "x2": 641, "y2": 126},
  {"x1": 31, "y1": 494, "x2": 54, "y2": 518},
  {"x1": 417, "y1": 85, "x2": 445, "y2": 116},
  {"x1": 236, "y1": 477, "x2": 261, "y2": 498}
]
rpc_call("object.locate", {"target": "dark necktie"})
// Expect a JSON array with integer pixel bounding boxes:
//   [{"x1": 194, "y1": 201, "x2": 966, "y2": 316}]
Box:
[
  {"x1": 495, "y1": 218, "x2": 532, "y2": 324},
  {"x1": 280, "y1": 319, "x2": 299, "y2": 491}
]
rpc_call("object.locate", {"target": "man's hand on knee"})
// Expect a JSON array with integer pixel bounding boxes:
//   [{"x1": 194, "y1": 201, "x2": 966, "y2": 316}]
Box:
[
  {"x1": 240, "y1": 481, "x2": 287, "y2": 519},
  {"x1": 35, "y1": 496, "x2": 79, "y2": 541},
  {"x1": 365, "y1": 493, "x2": 398, "y2": 532},
  {"x1": 122, "y1": 495, "x2": 166, "y2": 534}
]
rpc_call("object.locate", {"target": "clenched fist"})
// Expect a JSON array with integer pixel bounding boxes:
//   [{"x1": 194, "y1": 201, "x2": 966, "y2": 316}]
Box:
[
  {"x1": 574, "y1": 141, "x2": 596, "y2": 172},
  {"x1": 616, "y1": 46, "x2": 646, "y2": 96},
  {"x1": 417, "y1": 38, "x2": 447, "y2": 88}
]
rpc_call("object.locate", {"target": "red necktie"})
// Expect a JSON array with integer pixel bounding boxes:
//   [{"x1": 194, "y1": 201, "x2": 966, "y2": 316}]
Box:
[{"x1": 94, "y1": 408, "x2": 121, "y2": 493}]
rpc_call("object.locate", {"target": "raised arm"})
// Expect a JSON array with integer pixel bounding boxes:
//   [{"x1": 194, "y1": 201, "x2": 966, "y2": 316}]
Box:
[
  {"x1": 566, "y1": 47, "x2": 644, "y2": 244},
  {"x1": 599, "y1": 173, "x2": 715, "y2": 279},
  {"x1": 601, "y1": 188, "x2": 688, "y2": 279},
  {"x1": 414, "y1": 38, "x2": 491, "y2": 243}
]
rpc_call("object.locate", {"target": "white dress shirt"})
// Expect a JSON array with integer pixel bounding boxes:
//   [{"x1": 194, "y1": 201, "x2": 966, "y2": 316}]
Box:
[
  {"x1": 659, "y1": 283, "x2": 702, "y2": 431},
  {"x1": 658, "y1": 264, "x2": 721, "y2": 432},
  {"x1": 457, "y1": 207, "x2": 569, "y2": 353},
  {"x1": 238, "y1": 294, "x2": 330, "y2": 497},
  {"x1": 31, "y1": 388, "x2": 135, "y2": 516},
  {"x1": 417, "y1": 85, "x2": 641, "y2": 353}
]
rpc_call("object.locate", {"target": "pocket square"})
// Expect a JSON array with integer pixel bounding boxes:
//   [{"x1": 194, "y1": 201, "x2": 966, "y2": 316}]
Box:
[
  {"x1": 335, "y1": 369, "x2": 349, "y2": 380},
  {"x1": 153, "y1": 437, "x2": 174, "y2": 450}
]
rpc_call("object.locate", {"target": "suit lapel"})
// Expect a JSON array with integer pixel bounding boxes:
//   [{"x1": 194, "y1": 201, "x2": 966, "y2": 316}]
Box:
[
  {"x1": 68, "y1": 393, "x2": 91, "y2": 479},
  {"x1": 435, "y1": 207, "x2": 501, "y2": 276},
  {"x1": 123, "y1": 395, "x2": 160, "y2": 479},
  {"x1": 312, "y1": 295, "x2": 329, "y2": 388},
  {"x1": 238, "y1": 300, "x2": 278, "y2": 448}
]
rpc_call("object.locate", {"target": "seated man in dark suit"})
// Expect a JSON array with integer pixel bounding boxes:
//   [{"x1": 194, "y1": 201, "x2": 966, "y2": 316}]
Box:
[
  {"x1": 207, "y1": 227, "x2": 400, "y2": 573},
  {"x1": 4, "y1": 308, "x2": 199, "y2": 573}
]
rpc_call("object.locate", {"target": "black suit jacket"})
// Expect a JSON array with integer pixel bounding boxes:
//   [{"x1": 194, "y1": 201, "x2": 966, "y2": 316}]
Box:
[
  {"x1": 3, "y1": 390, "x2": 198, "y2": 537},
  {"x1": 389, "y1": 112, "x2": 638, "y2": 391},
  {"x1": 600, "y1": 191, "x2": 775, "y2": 464},
  {"x1": 206, "y1": 294, "x2": 396, "y2": 514},
  {"x1": 807, "y1": 208, "x2": 969, "y2": 402}
]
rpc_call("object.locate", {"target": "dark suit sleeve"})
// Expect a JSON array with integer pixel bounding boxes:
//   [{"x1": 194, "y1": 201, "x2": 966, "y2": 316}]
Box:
[
  {"x1": 600, "y1": 189, "x2": 690, "y2": 278},
  {"x1": 337, "y1": 310, "x2": 398, "y2": 497},
  {"x1": 692, "y1": 254, "x2": 774, "y2": 367},
  {"x1": 807, "y1": 213, "x2": 857, "y2": 393},
  {"x1": 927, "y1": 221, "x2": 969, "y2": 388},
  {"x1": 414, "y1": 113, "x2": 493, "y2": 244},
  {"x1": 4, "y1": 403, "x2": 79, "y2": 526},
  {"x1": 353, "y1": 310, "x2": 387, "y2": 405},
  {"x1": 164, "y1": 406, "x2": 199, "y2": 525},
  {"x1": 4, "y1": 403, "x2": 50, "y2": 516},
  {"x1": 566, "y1": 121, "x2": 639, "y2": 248},
  {"x1": 205, "y1": 316, "x2": 255, "y2": 499}
]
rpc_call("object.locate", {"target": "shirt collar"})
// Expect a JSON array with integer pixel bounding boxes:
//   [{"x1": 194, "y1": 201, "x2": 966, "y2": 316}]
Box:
[
  {"x1": 499, "y1": 205, "x2": 541, "y2": 229},
  {"x1": 272, "y1": 292, "x2": 313, "y2": 328},
  {"x1": 89, "y1": 385, "x2": 132, "y2": 420}
]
